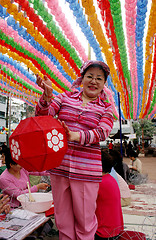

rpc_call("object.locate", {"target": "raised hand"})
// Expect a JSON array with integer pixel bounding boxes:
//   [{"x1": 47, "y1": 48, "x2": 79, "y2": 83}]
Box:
[{"x1": 36, "y1": 74, "x2": 53, "y2": 102}]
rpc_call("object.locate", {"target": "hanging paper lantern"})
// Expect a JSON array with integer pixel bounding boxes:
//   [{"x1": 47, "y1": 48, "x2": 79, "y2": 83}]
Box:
[{"x1": 9, "y1": 116, "x2": 68, "y2": 172}]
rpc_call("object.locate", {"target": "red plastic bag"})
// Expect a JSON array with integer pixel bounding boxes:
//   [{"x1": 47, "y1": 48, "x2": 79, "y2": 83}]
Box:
[{"x1": 9, "y1": 116, "x2": 67, "y2": 172}]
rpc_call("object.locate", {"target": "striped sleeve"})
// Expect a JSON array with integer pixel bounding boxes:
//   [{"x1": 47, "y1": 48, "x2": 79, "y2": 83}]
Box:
[
  {"x1": 35, "y1": 94, "x2": 62, "y2": 117},
  {"x1": 80, "y1": 104, "x2": 113, "y2": 145}
]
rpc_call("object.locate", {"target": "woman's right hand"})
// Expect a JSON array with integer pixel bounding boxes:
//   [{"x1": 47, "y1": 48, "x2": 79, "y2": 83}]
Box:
[
  {"x1": 36, "y1": 74, "x2": 53, "y2": 102},
  {"x1": 36, "y1": 183, "x2": 50, "y2": 191},
  {"x1": 60, "y1": 121, "x2": 80, "y2": 142}
]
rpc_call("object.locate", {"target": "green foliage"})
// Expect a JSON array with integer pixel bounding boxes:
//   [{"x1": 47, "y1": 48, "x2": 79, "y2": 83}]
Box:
[
  {"x1": 27, "y1": 105, "x2": 35, "y2": 113},
  {"x1": 132, "y1": 119, "x2": 156, "y2": 139}
]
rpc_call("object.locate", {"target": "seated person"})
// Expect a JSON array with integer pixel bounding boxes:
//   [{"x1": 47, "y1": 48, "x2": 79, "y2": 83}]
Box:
[
  {"x1": 128, "y1": 150, "x2": 148, "y2": 185},
  {"x1": 0, "y1": 148, "x2": 50, "y2": 208},
  {"x1": 109, "y1": 166, "x2": 119, "y2": 186},
  {"x1": 115, "y1": 172, "x2": 131, "y2": 207},
  {"x1": 0, "y1": 151, "x2": 6, "y2": 175},
  {"x1": 0, "y1": 194, "x2": 10, "y2": 214},
  {"x1": 95, "y1": 151, "x2": 124, "y2": 240},
  {"x1": 109, "y1": 150, "x2": 125, "y2": 180},
  {"x1": 101, "y1": 150, "x2": 119, "y2": 186},
  {"x1": 129, "y1": 150, "x2": 142, "y2": 173},
  {"x1": 122, "y1": 162, "x2": 130, "y2": 183}
]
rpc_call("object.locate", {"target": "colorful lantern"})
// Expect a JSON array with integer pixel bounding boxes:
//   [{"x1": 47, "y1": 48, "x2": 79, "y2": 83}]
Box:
[{"x1": 9, "y1": 116, "x2": 68, "y2": 172}]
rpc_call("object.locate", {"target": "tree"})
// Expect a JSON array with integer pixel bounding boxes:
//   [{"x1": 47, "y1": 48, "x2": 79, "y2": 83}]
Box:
[
  {"x1": 21, "y1": 104, "x2": 35, "y2": 120},
  {"x1": 26, "y1": 104, "x2": 35, "y2": 118},
  {"x1": 132, "y1": 119, "x2": 156, "y2": 146}
]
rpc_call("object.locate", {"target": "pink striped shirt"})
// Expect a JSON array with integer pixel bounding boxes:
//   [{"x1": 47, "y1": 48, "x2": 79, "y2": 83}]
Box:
[{"x1": 35, "y1": 90, "x2": 113, "y2": 182}]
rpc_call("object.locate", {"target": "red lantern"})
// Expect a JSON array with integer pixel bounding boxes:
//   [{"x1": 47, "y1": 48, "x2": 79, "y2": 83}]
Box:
[
  {"x1": 27, "y1": 7, "x2": 35, "y2": 22},
  {"x1": 9, "y1": 116, "x2": 68, "y2": 172},
  {"x1": 20, "y1": 0, "x2": 29, "y2": 11}
]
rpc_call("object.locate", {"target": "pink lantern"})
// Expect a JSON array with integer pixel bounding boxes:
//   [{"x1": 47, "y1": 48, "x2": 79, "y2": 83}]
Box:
[{"x1": 9, "y1": 116, "x2": 68, "y2": 172}]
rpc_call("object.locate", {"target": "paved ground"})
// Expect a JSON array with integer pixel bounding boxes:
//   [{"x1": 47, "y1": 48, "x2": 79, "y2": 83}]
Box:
[
  {"x1": 123, "y1": 155, "x2": 156, "y2": 240},
  {"x1": 37, "y1": 156, "x2": 156, "y2": 240}
]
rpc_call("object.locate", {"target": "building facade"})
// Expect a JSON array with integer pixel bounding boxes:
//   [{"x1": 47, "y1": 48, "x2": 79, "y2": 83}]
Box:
[
  {"x1": 0, "y1": 95, "x2": 7, "y2": 144},
  {"x1": 0, "y1": 95, "x2": 27, "y2": 145}
]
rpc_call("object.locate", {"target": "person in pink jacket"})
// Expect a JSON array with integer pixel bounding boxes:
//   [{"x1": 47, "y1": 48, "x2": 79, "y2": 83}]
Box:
[
  {"x1": 0, "y1": 148, "x2": 50, "y2": 208},
  {"x1": 35, "y1": 60, "x2": 113, "y2": 240}
]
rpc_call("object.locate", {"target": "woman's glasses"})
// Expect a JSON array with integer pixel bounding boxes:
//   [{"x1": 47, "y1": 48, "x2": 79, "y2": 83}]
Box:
[{"x1": 85, "y1": 75, "x2": 105, "y2": 83}]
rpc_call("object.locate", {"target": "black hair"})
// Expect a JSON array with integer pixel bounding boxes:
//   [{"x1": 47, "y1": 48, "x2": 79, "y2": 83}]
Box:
[
  {"x1": 101, "y1": 150, "x2": 114, "y2": 173},
  {"x1": 109, "y1": 150, "x2": 125, "y2": 179},
  {"x1": 3, "y1": 147, "x2": 17, "y2": 170},
  {"x1": 109, "y1": 149, "x2": 122, "y2": 164},
  {"x1": 81, "y1": 64, "x2": 108, "y2": 81},
  {"x1": 129, "y1": 150, "x2": 137, "y2": 158}
]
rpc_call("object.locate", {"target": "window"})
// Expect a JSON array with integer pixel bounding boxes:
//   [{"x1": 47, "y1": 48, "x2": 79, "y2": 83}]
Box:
[
  {"x1": 0, "y1": 111, "x2": 5, "y2": 118},
  {"x1": 0, "y1": 95, "x2": 6, "y2": 104},
  {"x1": 122, "y1": 120, "x2": 127, "y2": 125}
]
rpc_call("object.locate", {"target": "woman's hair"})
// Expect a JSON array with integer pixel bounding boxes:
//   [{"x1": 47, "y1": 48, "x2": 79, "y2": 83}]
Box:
[
  {"x1": 3, "y1": 147, "x2": 17, "y2": 169},
  {"x1": 101, "y1": 150, "x2": 114, "y2": 173},
  {"x1": 109, "y1": 150, "x2": 125, "y2": 179},
  {"x1": 109, "y1": 149, "x2": 123, "y2": 164},
  {"x1": 129, "y1": 150, "x2": 137, "y2": 158},
  {"x1": 81, "y1": 64, "x2": 108, "y2": 81}
]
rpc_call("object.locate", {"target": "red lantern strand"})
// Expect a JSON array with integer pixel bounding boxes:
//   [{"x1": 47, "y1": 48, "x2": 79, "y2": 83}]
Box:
[
  {"x1": 142, "y1": 36, "x2": 156, "y2": 118},
  {"x1": 13, "y1": 0, "x2": 81, "y2": 76},
  {"x1": 97, "y1": 0, "x2": 130, "y2": 119}
]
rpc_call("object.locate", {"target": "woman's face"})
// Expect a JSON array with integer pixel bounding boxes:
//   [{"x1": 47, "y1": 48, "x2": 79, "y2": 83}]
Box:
[
  {"x1": 130, "y1": 156, "x2": 135, "y2": 161},
  {"x1": 82, "y1": 67, "x2": 106, "y2": 99},
  {"x1": 10, "y1": 163, "x2": 22, "y2": 172},
  {"x1": 1, "y1": 153, "x2": 5, "y2": 164}
]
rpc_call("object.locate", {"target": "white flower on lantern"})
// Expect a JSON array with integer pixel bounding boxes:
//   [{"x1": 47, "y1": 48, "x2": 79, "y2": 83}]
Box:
[
  {"x1": 10, "y1": 139, "x2": 21, "y2": 160},
  {"x1": 47, "y1": 129, "x2": 64, "y2": 152}
]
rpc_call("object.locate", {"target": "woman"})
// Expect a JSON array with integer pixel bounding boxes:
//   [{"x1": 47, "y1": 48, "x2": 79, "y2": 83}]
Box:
[
  {"x1": 129, "y1": 150, "x2": 142, "y2": 173},
  {"x1": 128, "y1": 150, "x2": 148, "y2": 185},
  {"x1": 35, "y1": 60, "x2": 113, "y2": 240},
  {"x1": 116, "y1": 172, "x2": 131, "y2": 207},
  {"x1": 95, "y1": 151, "x2": 124, "y2": 240},
  {"x1": 0, "y1": 152, "x2": 6, "y2": 175},
  {"x1": 109, "y1": 150, "x2": 125, "y2": 180},
  {"x1": 0, "y1": 148, "x2": 50, "y2": 208}
]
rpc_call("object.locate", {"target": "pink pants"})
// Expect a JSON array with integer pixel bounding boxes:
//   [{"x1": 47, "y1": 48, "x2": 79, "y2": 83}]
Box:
[{"x1": 50, "y1": 174, "x2": 99, "y2": 240}]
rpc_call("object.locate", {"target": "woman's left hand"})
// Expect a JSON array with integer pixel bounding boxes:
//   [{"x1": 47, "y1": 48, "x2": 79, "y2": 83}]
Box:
[
  {"x1": 60, "y1": 121, "x2": 80, "y2": 142},
  {"x1": 0, "y1": 194, "x2": 10, "y2": 214},
  {"x1": 36, "y1": 183, "x2": 50, "y2": 191}
]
